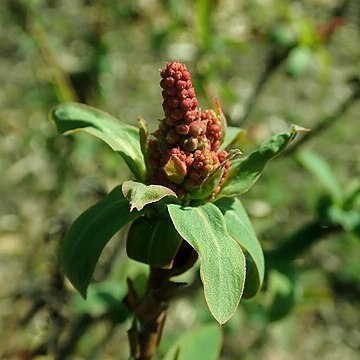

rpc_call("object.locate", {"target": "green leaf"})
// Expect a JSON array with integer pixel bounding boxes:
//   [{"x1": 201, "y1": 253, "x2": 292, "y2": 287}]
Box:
[
  {"x1": 138, "y1": 116, "x2": 150, "y2": 171},
  {"x1": 50, "y1": 102, "x2": 146, "y2": 180},
  {"x1": 297, "y1": 149, "x2": 342, "y2": 200},
  {"x1": 213, "y1": 97, "x2": 227, "y2": 144},
  {"x1": 122, "y1": 180, "x2": 177, "y2": 211},
  {"x1": 71, "y1": 281, "x2": 130, "y2": 323},
  {"x1": 163, "y1": 324, "x2": 222, "y2": 360},
  {"x1": 217, "y1": 125, "x2": 305, "y2": 198},
  {"x1": 126, "y1": 217, "x2": 183, "y2": 268},
  {"x1": 267, "y1": 267, "x2": 299, "y2": 322},
  {"x1": 61, "y1": 186, "x2": 142, "y2": 298},
  {"x1": 215, "y1": 197, "x2": 264, "y2": 298},
  {"x1": 168, "y1": 203, "x2": 245, "y2": 324},
  {"x1": 220, "y1": 126, "x2": 246, "y2": 151}
]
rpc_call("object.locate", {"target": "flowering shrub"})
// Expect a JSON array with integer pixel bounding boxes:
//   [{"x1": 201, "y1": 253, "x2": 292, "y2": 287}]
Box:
[{"x1": 51, "y1": 61, "x2": 304, "y2": 359}]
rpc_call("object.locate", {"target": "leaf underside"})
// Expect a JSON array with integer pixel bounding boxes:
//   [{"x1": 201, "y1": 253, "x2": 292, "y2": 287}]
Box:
[
  {"x1": 122, "y1": 180, "x2": 177, "y2": 211},
  {"x1": 50, "y1": 102, "x2": 146, "y2": 180}
]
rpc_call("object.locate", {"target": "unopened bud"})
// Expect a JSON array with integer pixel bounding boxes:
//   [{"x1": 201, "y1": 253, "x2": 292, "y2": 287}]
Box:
[{"x1": 182, "y1": 137, "x2": 199, "y2": 152}]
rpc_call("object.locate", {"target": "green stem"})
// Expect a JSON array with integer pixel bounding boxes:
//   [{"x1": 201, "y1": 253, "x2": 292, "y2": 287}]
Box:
[{"x1": 126, "y1": 242, "x2": 197, "y2": 359}]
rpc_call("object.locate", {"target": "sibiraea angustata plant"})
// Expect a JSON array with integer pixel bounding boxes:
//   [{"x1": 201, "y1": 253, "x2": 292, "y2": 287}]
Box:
[{"x1": 51, "y1": 61, "x2": 306, "y2": 359}]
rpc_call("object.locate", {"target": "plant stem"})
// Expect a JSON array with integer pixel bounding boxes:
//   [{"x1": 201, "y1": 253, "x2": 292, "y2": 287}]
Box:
[
  {"x1": 126, "y1": 243, "x2": 197, "y2": 359},
  {"x1": 127, "y1": 267, "x2": 171, "y2": 360}
]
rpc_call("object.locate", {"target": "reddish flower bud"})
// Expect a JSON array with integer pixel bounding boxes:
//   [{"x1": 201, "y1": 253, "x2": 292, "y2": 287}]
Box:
[
  {"x1": 165, "y1": 129, "x2": 180, "y2": 144},
  {"x1": 147, "y1": 61, "x2": 230, "y2": 199},
  {"x1": 175, "y1": 123, "x2": 190, "y2": 135},
  {"x1": 182, "y1": 137, "x2": 199, "y2": 152}
]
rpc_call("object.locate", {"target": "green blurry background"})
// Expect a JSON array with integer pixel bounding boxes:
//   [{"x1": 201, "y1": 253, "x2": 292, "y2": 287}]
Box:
[{"x1": 0, "y1": 0, "x2": 359, "y2": 359}]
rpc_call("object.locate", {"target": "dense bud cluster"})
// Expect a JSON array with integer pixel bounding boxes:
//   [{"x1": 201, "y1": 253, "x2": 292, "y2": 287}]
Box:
[{"x1": 147, "y1": 61, "x2": 229, "y2": 199}]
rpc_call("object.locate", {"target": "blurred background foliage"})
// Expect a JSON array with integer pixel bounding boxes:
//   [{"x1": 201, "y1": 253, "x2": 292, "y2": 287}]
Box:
[{"x1": 0, "y1": 0, "x2": 359, "y2": 359}]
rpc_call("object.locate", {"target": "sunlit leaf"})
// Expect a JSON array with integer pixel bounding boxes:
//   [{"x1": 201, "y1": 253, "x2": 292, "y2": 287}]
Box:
[
  {"x1": 50, "y1": 102, "x2": 146, "y2": 180},
  {"x1": 216, "y1": 197, "x2": 264, "y2": 298},
  {"x1": 122, "y1": 180, "x2": 177, "y2": 211},
  {"x1": 168, "y1": 203, "x2": 245, "y2": 324},
  {"x1": 217, "y1": 125, "x2": 306, "y2": 199},
  {"x1": 220, "y1": 126, "x2": 246, "y2": 150}
]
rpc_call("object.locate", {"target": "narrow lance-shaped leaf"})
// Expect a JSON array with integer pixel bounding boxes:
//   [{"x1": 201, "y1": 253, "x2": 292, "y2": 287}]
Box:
[
  {"x1": 61, "y1": 186, "x2": 143, "y2": 298},
  {"x1": 122, "y1": 180, "x2": 177, "y2": 211},
  {"x1": 215, "y1": 197, "x2": 264, "y2": 298},
  {"x1": 138, "y1": 116, "x2": 150, "y2": 173},
  {"x1": 213, "y1": 97, "x2": 227, "y2": 146},
  {"x1": 50, "y1": 102, "x2": 146, "y2": 180},
  {"x1": 217, "y1": 125, "x2": 307, "y2": 199},
  {"x1": 168, "y1": 203, "x2": 246, "y2": 324}
]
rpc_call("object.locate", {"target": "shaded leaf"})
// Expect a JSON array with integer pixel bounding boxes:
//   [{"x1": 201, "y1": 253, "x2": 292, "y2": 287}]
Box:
[
  {"x1": 61, "y1": 186, "x2": 142, "y2": 297},
  {"x1": 163, "y1": 324, "x2": 222, "y2": 360},
  {"x1": 126, "y1": 217, "x2": 183, "y2": 268},
  {"x1": 217, "y1": 125, "x2": 306, "y2": 198},
  {"x1": 50, "y1": 102, "x2": 146, "y2": 180},
  {"x1": 267, "y1": 267, "x2": 299, "y2": 322},
  {"x1": 122, "y1": 180, "x2": 177, "y2": 211},
  {"x1": 215, "y1": 197, "x2": 264, "y2": 298},
  {"x1": 168, "y1": 203, "x2": 245, "y2": 324}
]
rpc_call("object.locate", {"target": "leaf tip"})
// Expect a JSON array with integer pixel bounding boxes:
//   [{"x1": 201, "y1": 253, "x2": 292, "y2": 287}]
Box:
[{"x1": 291, "y1": 124, "x2": 311, "y2": 134}]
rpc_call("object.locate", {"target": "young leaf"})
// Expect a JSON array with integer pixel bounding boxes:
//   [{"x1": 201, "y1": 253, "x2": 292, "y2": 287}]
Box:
[
  {"x1": 296, "y1": 149, "x2": 342, "y2": 200},
  {"x1": 50, "y1": 102, "x2": 146, "y2": 180},
  {"x1": 122, "y1": 180, "x2": 177, "y2": 211},
  {"x1": 138, "y1": 116, "x2": 150, "y2": 172},
  {"x1": 168, "y1": 203, "x2": 245, "y2": 324},
  {"x1": 217, "y1": 125, "x2": 305, "y2": 198},
  {"x1": 220, "y1": 126, "x2": 246, "y2": 151},
  {"x1": 215, "y1": 197, "x2": 265, "y2": 298},
  {"x1": 163, "y1": 324, "x2": 222, "y2": 360},
  {"x1": 126, "y1": 217, "x2": 183, "y2": 268},
  {"x1": 213, "y1": 97, "x2": 227, "y2": 145},
  {"x1": 61, "y1": 186, "x2": 142, "y2": 298}
]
